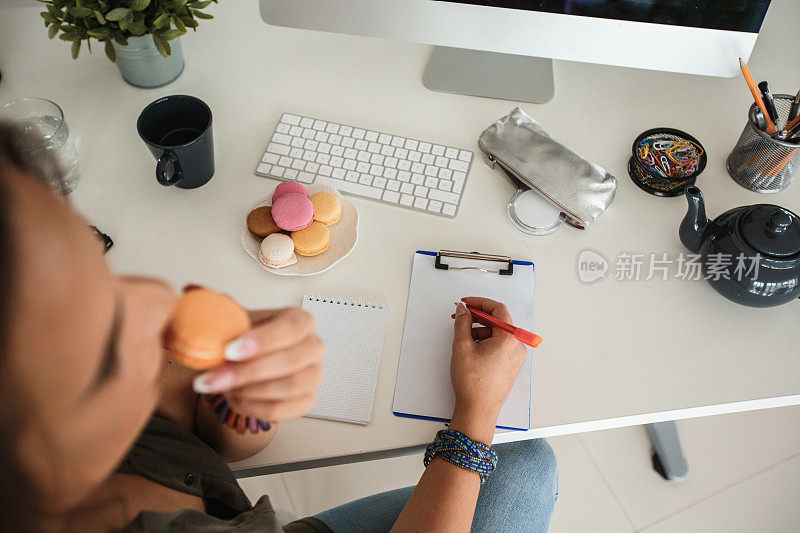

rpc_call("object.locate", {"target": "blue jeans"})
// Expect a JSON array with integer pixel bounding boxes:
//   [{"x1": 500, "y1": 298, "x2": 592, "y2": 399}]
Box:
[{"x1": 315, "y1": 439, "x2": 558, "y2": 532}]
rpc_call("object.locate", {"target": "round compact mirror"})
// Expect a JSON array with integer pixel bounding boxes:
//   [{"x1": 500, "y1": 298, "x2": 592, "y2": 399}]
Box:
[{"x1": 507, "y1": 188, "x2": 566, "y2": 235}]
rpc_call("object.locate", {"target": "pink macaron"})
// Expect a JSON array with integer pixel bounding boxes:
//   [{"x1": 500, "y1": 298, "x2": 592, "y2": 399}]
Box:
[
  {"x1": 271, "y1": 193, "x2": 315, "y2": 231},
  {"x1": 272, "y1": 181, "x2": 309, "y2": 203}
]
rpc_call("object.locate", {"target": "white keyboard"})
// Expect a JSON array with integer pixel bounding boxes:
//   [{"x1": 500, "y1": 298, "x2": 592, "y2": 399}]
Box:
[{"x1": 256, "y1": 113, "x2": 473, "y2": 218}]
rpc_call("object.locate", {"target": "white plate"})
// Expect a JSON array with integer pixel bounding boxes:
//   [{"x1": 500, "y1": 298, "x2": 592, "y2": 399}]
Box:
[{"x1": 241, "y1": 184, "x2": 359, "y2": 276}]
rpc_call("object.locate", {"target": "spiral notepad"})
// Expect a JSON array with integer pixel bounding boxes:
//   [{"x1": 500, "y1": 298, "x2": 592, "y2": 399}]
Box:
[{"x1": 302, "y1": 295, "x2": 388, "y2": 425}]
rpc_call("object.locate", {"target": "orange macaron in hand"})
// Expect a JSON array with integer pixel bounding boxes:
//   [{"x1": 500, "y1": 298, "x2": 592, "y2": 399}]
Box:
[{"x1": 163, "y1": 286, "x2": 251, "y2": 370}]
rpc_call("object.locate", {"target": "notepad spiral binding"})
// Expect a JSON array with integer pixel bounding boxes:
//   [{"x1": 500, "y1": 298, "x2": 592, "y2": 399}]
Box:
[{"x1": 305, "y1": 295, "x2": 386, "y2": 310}]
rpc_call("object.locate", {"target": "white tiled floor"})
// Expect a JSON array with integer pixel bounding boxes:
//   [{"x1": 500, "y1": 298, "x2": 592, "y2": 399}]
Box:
[{"x1": 238, "y1": 405, "x2": 800, "y2": 531}]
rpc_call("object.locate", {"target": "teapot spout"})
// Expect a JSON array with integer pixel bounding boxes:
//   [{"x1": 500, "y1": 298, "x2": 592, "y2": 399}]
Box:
[{"x1": 679, "y1": 186, "x2": 709, "y2": 254}]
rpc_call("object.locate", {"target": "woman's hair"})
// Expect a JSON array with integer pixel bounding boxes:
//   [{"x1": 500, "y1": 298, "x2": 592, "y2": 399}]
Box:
[{"x1": 0, "y1": 121, "x2": 58, "y2": 531}]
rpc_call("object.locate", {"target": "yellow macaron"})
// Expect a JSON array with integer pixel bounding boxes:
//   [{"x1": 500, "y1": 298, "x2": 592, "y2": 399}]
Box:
[
  {"x1": 291, "y1": 221, "x2": 330, "y2": 256},
  {"x1": 310, "y1": 191, "x2": 342, "y2": 226}
]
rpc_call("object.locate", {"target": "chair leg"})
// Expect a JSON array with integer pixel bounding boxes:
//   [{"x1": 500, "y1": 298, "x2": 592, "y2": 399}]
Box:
[{"x1": 646, "y1": 421, "x2": 688, "y2": 482}]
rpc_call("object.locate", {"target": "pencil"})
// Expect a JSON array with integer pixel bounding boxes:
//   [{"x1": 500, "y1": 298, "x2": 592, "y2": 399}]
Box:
[
  {"x1": 739, "y1": 58, "x2": 777, "y2": 134},
  {"x1": 784, "y1": 114, "x2": 800, "y2": 137},
  {"x1": 789, "y1": 90, "x2": 800, "y2": 123}
]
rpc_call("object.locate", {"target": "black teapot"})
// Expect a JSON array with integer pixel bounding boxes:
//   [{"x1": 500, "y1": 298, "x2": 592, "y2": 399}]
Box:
[{"x1": 679, "y1": 186, "x2": 800, "y2": 307}]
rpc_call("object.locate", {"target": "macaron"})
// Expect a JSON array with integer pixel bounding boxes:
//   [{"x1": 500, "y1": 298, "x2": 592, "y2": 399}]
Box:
[
  {"x1": 246, "y1": 206, "x2": 282, "y2": 240},
  {"x1": 310, "y1": 191, "x2": 342, "y2": 226},
  {"x1": 271, "y1": 181, "x2": 309, "y2": 203},
  {"x1": 271, "y1": 192, "x2": 315, "y2": 232},
  {"x1": 163, "y1": 287, "x2": 251, "y2": 370},
  {"x1": 291, "y1": 221, "x2": 330, "y2": 256},
  {"x1": 258, "y1": 233, "x2": 297, "y2": 269}
]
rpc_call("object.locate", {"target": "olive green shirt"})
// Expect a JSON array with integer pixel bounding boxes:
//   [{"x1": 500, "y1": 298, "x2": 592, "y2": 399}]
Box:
[{"x1": 118, "y1": 416, "x2": 331, "y2": 532}]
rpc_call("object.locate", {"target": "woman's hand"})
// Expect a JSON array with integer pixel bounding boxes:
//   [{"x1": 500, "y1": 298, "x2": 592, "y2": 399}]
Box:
[
  {"x1": 448, "y1": 297, "x2": 527, "y2": 443},
  {"x1": 192, "y1": 308, "x2": 324, "y2": 421}
]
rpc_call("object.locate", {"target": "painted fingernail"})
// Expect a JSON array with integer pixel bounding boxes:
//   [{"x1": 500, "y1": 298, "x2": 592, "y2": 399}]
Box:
[
  {"x1": 193, "y1": 370, "x2": 235, "y2": 393},
  {"x1": 455, "y1": 303, "x2": 467, "y2": 317},
  {"x1": 225, "y1": 337, "x2": 258, "y2": 361}
]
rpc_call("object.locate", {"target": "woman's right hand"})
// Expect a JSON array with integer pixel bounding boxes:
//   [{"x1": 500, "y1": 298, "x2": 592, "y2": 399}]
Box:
[{"x1": 448, "y1": 297, "x2": 528, "y2": 443}]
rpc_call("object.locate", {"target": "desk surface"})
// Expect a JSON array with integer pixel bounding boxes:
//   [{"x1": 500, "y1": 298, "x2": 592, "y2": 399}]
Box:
[{"x1": 2, "y1": 0, "x2": 799, "y2": 475}]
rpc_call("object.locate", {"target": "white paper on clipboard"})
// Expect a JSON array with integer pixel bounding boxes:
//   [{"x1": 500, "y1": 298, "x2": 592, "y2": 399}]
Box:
[{"x1": 392, "y1": 251, "x2": 535, "y2": 430}]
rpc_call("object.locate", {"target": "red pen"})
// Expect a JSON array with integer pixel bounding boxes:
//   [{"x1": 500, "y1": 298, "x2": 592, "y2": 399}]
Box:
[{"x1": 459, "y1": 303, "x2": 542, "y2": 348}]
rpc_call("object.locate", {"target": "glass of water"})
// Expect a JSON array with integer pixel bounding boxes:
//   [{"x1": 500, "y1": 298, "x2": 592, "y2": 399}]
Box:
[{"x1": 0, "y1": 98, "x2": 80, "y2": 195}]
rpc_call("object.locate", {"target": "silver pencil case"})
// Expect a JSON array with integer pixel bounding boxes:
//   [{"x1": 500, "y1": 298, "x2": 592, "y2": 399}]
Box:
[{"x1": 478, "y1": 107, "x2": 617, "y2": 229}]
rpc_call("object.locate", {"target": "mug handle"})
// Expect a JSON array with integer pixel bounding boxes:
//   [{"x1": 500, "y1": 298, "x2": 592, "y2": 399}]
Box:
[{"x1": 156, "y1": 150, "x2": 183, "y2": 186}]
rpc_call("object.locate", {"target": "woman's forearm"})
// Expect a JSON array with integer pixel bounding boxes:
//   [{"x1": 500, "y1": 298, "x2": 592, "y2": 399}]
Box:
[
  {"x1": 195, "y1": 398, "x2": 278, "y2": 463},
  {"x1": 391, "y1": 404, "x2": 498, "y2": 533}
]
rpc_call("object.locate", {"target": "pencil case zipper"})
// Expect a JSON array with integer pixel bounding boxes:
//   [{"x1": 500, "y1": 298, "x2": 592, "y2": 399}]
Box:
[{"x1": 477, "y1": 139, "x2": 584, "y2": 229}]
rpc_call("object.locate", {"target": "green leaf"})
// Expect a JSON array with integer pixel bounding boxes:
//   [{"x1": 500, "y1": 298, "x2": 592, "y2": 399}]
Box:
[
  {"x1": 48, "y1": 23, "x2": 60, "y2": 39},
  {"x1": 168, "y1": 0, "x2": 187, "y2": 7},
  {"x1": 104, "y1": 7, "x2": 130, "y2": 21},
  {"x1": 191, "y1": 10, "x2": 212, "y2": 19},
  {"x1": 152, "y1": 13, "x2": 168, "y2": 29},
  {"x1": 104, "y1": 39, "x2": 116, "y2": 62},
  {"x1": 106, "y1": 41, "x2": 117, "y2": 63},
  {"x1": 41, "y1": 12, "x2": 58, "y2": 23},
  {"x1": 160, "y1": 29, "x2": 185, "y2": 40},
  {"x1": 171, "y1": 14, "x2": 185, "y2": 32},
  {"x1": 59, "y1": 32, "x2": 82, "y2": 41},
  {"x1": 189, "y1": 0, "x2": 212, "y2": 7},
  {"x1": 86, "y1": 27, "x2": 110, "y2": 38},
  {"x1": 112, "y1": 30, "x2": 128, "y2": 46},
  {"x1": 127, "y1": 21, "x2": 147, "y2": 35},
  {"x1": 93, "y1": 10, "x2": 105, "y2": 24},
  {"x1": 68, "y1": 6, "x2": 93, "y2": 18},
  {"x1": 180, "y1": 16, "x2": 198, "y2": 28},
  {"x1": 86, "y1": 38, "x2": 91, "y2": 53},
  {"x1": 152, "y1": 33, "x2": 170, "y2": 57},
  {"x1": 118, "y1": 11, "x2": 133, "y2": 31},
  {"x1": 71, "y1": 39, "x2": 81, "y2": 59},
  {"x1": 47, "y1": 5, "x2": 62, "y2": 17},
  {"x1": 131, "y1": 0, "x2": 150, "y2": 11},
  {"x1": 53, "y1": 0, "x2": 65, "y2": 8}
]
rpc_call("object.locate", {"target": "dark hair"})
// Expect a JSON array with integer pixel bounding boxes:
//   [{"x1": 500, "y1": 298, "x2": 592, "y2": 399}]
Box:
[{"x1": 0, "y1": 121, "x2": 57, "y2": 531}]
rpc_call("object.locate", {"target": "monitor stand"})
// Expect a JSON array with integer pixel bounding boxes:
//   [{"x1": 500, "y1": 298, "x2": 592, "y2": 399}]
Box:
[{"x1": 422, "y1": 46, "x2": 554, "y2": 104}]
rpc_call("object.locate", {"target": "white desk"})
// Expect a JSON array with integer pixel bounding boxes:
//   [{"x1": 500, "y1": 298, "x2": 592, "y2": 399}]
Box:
[{"x1": 2, "y1": 0, "x2": 799, "y2": 476}]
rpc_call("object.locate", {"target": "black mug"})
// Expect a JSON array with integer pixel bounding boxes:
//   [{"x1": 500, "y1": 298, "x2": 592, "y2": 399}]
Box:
[{"x1": 137, "y1": 95, "x2": 214, "y2": 189}]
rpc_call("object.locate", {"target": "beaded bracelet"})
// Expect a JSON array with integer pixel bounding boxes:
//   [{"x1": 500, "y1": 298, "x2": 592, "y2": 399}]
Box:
[
  {"x1": 424, "y1": 429, "x2": 498, "y2": 485},
  {"x1": 207, "y1": 394, "x2": 271, "y2": 435}
]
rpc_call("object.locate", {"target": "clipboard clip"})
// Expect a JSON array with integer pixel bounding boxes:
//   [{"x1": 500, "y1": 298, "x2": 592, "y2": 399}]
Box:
[{"x1": 434, "y1": 250, "x2": 514, "y2": 275}]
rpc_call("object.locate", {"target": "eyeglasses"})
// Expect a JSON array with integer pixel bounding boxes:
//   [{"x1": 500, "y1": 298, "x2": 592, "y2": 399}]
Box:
[{"x1": 90, "y1": 225, "x2": 113, "y2": 254}]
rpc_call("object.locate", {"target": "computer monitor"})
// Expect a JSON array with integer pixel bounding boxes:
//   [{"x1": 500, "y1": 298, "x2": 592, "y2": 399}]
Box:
[{"x1": 260, "y1": 0, "x2": 772, "y2": 103}]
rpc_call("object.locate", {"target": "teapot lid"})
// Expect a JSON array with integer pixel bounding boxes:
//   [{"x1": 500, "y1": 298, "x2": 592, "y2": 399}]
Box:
[{"x1": 739, "y1": 206, "x2": 800, "y2": 258}]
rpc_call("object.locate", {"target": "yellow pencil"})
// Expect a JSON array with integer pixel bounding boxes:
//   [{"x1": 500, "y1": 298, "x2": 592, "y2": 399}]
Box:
[{"x1": 739, "y1": 58, "x2": 777, "y2": 135}]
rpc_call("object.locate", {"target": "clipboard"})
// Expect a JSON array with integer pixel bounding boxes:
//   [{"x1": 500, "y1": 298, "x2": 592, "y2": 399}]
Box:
[{"x1": 392, "y1": 250, "x2": 535, "y2": 431}]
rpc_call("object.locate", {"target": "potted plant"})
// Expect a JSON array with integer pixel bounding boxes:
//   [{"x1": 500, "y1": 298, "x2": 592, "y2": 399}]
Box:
[{"x1": 39, "y1": 0, "x2": 217, "y2": 88}]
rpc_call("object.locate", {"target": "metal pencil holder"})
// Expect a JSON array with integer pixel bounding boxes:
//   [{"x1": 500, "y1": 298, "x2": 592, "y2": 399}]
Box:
[{"x1": 726, "y1": 95, "x2": 800, "y2": 193}]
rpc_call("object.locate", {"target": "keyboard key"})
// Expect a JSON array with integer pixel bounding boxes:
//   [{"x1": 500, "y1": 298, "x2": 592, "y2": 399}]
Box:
[
  {"x1": 414, "y1": 185, "x2": 428, "y2": 197},
  {"x1": 331, "y1": 146, "x2": 345, "y2": 157},
  {"x1": 282, "y1": 113, "x2": 301, "y2": 125},
  {"x1": 329, "y1": 156, "x2": 344, "y2": 167},
  {"x1": 442, "y1": 203, "x2": 457, "y2": 216},
  {"x1": 453, "y1": 181, "x2": 464, "y2": 193},
  {"x1": 314, "y1": 131, "x2": 329, "y2": 143},
  {"x1": 421, "y1": 153, "x2": 435, "y2": 165},
  {"x1": 316, "y1": 153, "x2": 330, "y2": 165},
  {"x1": 365, "y1": 131, "x2": 379, "y2": 142},
  {"x1": 344, "y1": 148, "x2": 357, "y2": 159},
  {"x1": 291, "y1": 137, "x2": 305, "y2": 148},
  {"x1": 439, "y1": 180, "x2": 453, "y2": 191},
  {"x1": 326, "y1": 123, "x2": 340, "y2": 134},
  {"x1": 414, "y1": 197, "x2": 429, "y2": 210},
  {"x1": 319, "y1": 165, "x2": 333, "y2": 176},
  {"x1": 439, "y1": 168, "x2": 452, "y2": 180},
  {"x1": 272, "y1": 132, "x2": 292, "y2": 145},
  {"x1": 418, "y1": 142, "x2": 432, "y2": 153},
  {"x1": 339, "y1": 125, "x2": 352, "y2": 136},
  {"x1": 370, "y1": 153, "x2": 385, "y2": 165},
  {"x1": 284, "y1": 168, "x2": 299, "y2": 180},
  {"x1": 342, "y1": 137, "x2": 355, "y2": 148},
  {"x1": 408, "y1": 151, "x2": 422, "y2": 162},
  {"x1": 289, "y1": 147, "x2": 304, "y2": 158},
  {"x1": 411, "y1": 173, "x2": 425, "y2": 185},
  {"x1": 386, "y1": 179, "x2": 401, "y2": 191},
  {"x1": 354, "y1": 139, "x2": 368, "y2": 150},
  {"x1": 378, "y1": 133, "x2": 391, "y2": 144},
  {"x1": 346, "y1": 170, "x2": 359, "y2": 182},
  {"x1": 425, "y1": 176, "x2": 439, "y2": 188},
  {"x1": 352, "y1": 128, "x2": 365, "y2": 139},
  {"x1": 383, "y1": 190, "x2": 400, "y2": 203},
  {"x1": 384, "y1": 157, "x2": 399, "y2": 169},
  {"x1": 449, "y1": 159, "x2": 470, "y2": 172},
  {"x1": 356, "y1": 161, "x2": 370, "y2": 173},
  {"x1": 411, "y1": 162, "x2": 425, "y2": 173},
  {"x1": 391, "y1": 136, "x2": 405, "y2": 147},
  {"x1": 370, "y1": 164, "x2": 384, "y2": 176},
  {"x1": 302, "y1": 128, "x2": 316, "y2": 140},
  {"x1": 384, "y1": 168, "x2": 398, "y2": 180},
  {"x1": 313, "y1": 120, "x2": 327, "y2": 131},
  {"x1": 359, "y1": 174, "x2": 373, "y2": 185},
  {"x1": 380, "y1": 145, "x2": 395, "y2": 157},
  {"x1": 305, "y1": 162, "x2": 319, "y2": 174},
  {"x1": 262, "y1": 152, "x2": 279, "y2": 164},
  {"x1": 329, "y1": 134, "x2": 343, "y2": 145},
  {"x1": 435, "y1": 156, "x2": 449, "y2": 168},
  {"x1": 400, "y1": 193, "x2": 414, "y2": 206},
  {"x1": 394, "y1": 148, "x2": 408, "y2": 159},
  {"x1": 289, "y1": 125, "x2": 303, "y2": 137},
  {"x1": 397, "y1": 171, "x2": 411, "y2": 182},
  {"x1": 398, "y1": 160, "x2": 412, "y2": 171},
  {"x1": 297, "y1": 171, "x2": 314, "y2": 183},
  {"x1": 424, "y1": 165, "x2": 438, "y2": 177},
  {"x1": 267, "y1": 143, "x2": 291, "y2": 156},
  {"x1": 431, "y1": 145, "x2": 445, "y2": 156},
  {"x1": 304, "y1": 140, "x2": 318, "y2": 151},
  {"x1": 279, "y1": 156, "x2": 293, "y2": 167},
  {"x1": 303, "y1": 150, "x2": 316, "y2": 162},
  {"x1": 459, "y1": 150, "x2": 472, "y2": 162},
  {"x1": 428, "y1": 188, "x2": 459, "y2": 204},
  {"x1": 316, "y1": 176, "x2": 383, "y2": 199},
  {"x1": 428, "y1": 200, "x2": 443, "y2": 213},
  {"x1": 405, "y1": 139, "x2": 419, "y2": 150},
  {"x1": 356, "y1": 151, "x2": 371, "y2": 162},
  {"x1": 453, "y1": 171, "x2": 466, "y2": 182},
  {"x1": 367, "y1": 142, "x2": 381, "y2": 153},
  {"x1": 257, "y1": 163, "x2": 271, "y2": 175},
  {"x1": 332, "y1": 168, "x2": 346, "y2": 180},
  {"x1": 343, "y1": 159, "x2": 357, "y2": 170},
  {"x1": 291, "y1": 160, "x2": 306, "y2": 170},
  {"x1": 445, "y1": 147, "x2": 459, "y2": 159},
  {"x1": 300, "y1": 117, "x2": 314, "y2": 128},
  {"x1": 270, "y1": 166, "x2": 285, "y2": 178},
  {"x1": 318, "y1": 143, "x2": 332, "y2": 154},
  {"x1": 400, "y1": 182, "x2": 414, "y2": 194},
  {"x1": 372, "y1": 176, "x2": 387, "y2": 189}
]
